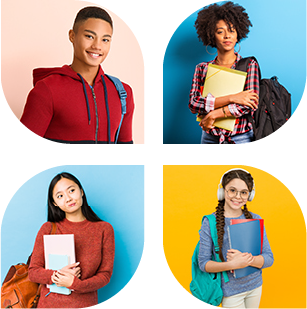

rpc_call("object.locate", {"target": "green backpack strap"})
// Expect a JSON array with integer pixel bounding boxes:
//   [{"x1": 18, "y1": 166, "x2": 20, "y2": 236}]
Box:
[{"x1": 205, "y1": 214, "x2": 229, "y2": 283}]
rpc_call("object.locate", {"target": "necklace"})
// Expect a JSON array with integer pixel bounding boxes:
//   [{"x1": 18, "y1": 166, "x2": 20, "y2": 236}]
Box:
[{"x1": 216, "y1": 57, "x2": 236, "y2": 66}]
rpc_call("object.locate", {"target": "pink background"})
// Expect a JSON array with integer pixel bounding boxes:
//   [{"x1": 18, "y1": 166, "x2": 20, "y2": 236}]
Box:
[{"x1": 1, "y1": 0, "x2": 144, "y2": 144}]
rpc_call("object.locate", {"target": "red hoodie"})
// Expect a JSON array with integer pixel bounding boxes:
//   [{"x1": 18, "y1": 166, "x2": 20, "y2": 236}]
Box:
[{"x1": 21, "y1": 65, "x2": 134, "y2": 143}]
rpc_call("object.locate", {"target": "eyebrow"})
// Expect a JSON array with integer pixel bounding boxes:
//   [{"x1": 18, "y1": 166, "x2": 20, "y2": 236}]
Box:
[
  {"x1": 216, "y1": 26, "x2": 235, "y2": 31},
  {"x1": 54, "y1": 185, "x2": 75, "y2": 196},
  {"x1": 84, "y1": 29, "x2": 112, "y2": 38}
]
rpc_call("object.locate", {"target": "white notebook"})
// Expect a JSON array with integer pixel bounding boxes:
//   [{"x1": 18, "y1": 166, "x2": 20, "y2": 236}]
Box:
[{"x1": 43, "y1": 234, "x2": 76, "y2": 289}]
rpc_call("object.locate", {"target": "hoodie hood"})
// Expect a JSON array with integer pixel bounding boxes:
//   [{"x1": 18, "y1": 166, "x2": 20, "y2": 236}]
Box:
[
  {"x1": 32, "y1": 65, "x2": 105, "y2": 86},
  {"x1": 32, "y1": 65, "x2": 112, "y2": 139}
]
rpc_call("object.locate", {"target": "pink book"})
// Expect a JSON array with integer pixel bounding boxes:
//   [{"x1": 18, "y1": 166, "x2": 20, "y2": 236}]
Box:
[{"x1": 43, "y1": 234, "x2": 76, "y2": 289}]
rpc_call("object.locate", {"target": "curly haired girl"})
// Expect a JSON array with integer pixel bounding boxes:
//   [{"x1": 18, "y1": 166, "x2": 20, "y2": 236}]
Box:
[
  {"x1": 189, "y1": 2, "x2": 260, "y2": 144},
  {"x1": 198, "y1": 169, "x2": 274, "y2": 308}
]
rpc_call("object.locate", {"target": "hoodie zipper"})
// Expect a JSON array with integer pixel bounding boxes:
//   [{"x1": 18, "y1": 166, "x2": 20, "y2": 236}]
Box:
[{"x1": 90, "y1": 87, "x2": 99, "y2": 143}]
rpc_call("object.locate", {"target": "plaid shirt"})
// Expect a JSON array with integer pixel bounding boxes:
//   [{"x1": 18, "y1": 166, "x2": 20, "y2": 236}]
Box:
[{"x1": 188, "y1": 53, "x2": 260, "y2": 143}]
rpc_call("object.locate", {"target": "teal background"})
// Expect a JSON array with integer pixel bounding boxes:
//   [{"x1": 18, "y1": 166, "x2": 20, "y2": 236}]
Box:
[
  {"x1": 1, "y1": 165, "x2": 144, "y2": 304},
  {"x1": 163, "y1": 0, "x2": 306, "y2": 144}
]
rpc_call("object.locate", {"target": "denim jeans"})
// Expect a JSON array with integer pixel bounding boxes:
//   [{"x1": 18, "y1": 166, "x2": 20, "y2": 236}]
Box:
[{"x1": 200, "y1": 130, "x2": 254, "y2": 144}]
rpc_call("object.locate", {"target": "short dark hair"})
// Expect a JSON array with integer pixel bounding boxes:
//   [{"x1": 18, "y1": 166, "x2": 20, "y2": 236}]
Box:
[
  {"x1": 73, "y1": 6, "x2": 113, "y2": 32},
  {"x1": 195, "y1": 1, "x2": 252, "y2": 47},
  {"x1": 47, "y1": 172, "x2": 102, "y2": 222}
]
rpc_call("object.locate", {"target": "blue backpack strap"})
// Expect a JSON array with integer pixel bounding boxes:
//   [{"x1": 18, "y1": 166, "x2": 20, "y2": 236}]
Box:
[
  {"x1": 105, "y1": 75, "x2": 127, "y2": 115},
  {"x1": 105, "y1": 74, "x2": 127, "y2": 144},
  {"x1": 205, "y1": 214, "x2": 229, "y2": 283}
]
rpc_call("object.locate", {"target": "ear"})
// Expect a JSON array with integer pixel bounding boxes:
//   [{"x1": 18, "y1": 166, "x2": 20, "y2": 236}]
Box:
[{"x1": 69, "y1": 29, "x2": 75, "y2": 43}]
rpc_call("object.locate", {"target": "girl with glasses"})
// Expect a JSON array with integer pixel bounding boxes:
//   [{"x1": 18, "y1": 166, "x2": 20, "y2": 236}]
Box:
[{"x1": 198, "y1": 169, "x2": 273, "y2": 308}]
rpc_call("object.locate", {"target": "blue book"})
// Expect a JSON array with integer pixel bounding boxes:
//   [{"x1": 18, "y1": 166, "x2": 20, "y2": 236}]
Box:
[
  {"x1": 49, "y1": 254, "x2": 71, "y2": 295},
  {"x1": 227, "y1": 220, "x2": 261, "y2": 278}
]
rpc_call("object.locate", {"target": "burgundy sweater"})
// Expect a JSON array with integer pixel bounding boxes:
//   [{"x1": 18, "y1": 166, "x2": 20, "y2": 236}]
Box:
[
  {"x1": 29, "y1": 218, "x2": 115, "y2": 308},
  {"x1": 20, "y1": 65, "x2": 134, "y2": 144}
]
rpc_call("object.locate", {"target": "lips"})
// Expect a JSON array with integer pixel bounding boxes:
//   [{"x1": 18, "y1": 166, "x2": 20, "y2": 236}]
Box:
[
  {"x1": 68, "y1": 203, "x2": 76, "y2": 207},
  {"x1": 86, "y1": 51, "x2": 102, "y2": 59},
  {"x1": 231, "y1": 200, "x2": 242, "y2": 206},
  {"x1": 223, "y1": 41, "x2": 233, "y2": 45}
]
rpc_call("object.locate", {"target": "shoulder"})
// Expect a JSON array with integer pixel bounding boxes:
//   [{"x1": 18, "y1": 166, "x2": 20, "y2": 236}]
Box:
[
  {"x1": 36, "y1": 221, "x2": 54, "y2": 235},
  {"x1": 89, "y1": 220, "x2": 114, "y2": 234},
  {"x1": 250, "y1": 212, "x2": 262, "y2": 219},
  {"x1": 201, "y1": 213, "x2": 216, "y2": 227},
  {"x1": 122, "y1": 82, "x2": 133, "y2": 98},
  {"x1": 105, "y1": 75, "x2": 134, "y2": 101},
  {"x1": 195, "y1": 60, "x2": 213, "y2": 70}
]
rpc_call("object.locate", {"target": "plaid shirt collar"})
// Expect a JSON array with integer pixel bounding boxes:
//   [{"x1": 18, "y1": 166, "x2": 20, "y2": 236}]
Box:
[{"x1": 211, "y1": 53, "x2": 242, "y2": 69}]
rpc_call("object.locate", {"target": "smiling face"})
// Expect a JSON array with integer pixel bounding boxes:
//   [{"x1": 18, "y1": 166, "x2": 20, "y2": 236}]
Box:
[
  {"x1": 52, "y1": 177, "x2": 84, "y2": 217},
  {"x1": 224, "y1": 178, "x2": 249, "y2": 213},
  {"x1": 69, "y1": 18, "x2": 113, "y2": 72},
  {"x1": 214, "y1": 19, "x2": 237, "y2": 52}
]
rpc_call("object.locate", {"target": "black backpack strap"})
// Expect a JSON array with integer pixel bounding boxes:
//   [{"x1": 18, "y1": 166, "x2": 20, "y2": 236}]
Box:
[{"x1": 236, "y1": 56, "x2": 261, "y2": 80}]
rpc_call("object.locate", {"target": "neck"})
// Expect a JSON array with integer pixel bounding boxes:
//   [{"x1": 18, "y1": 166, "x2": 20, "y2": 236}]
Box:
[
  {"x1": 216, "y1": 50, "x2": 237, "y2": 67},
  {"x1": 224, "y1": 206, "x2": 243, "y2": 218},
  {"x1": 65, "y1": 210, "x2": 86, "y2": 222},
  {"x1": 70, "y1": 61, "x2": 100, "y2": 86}
]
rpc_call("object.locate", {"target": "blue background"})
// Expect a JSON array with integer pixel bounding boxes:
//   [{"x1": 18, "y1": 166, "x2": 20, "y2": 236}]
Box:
[
  {"x1": 163, "y1": 0, "x2": 306, "y2": 144},
  {"x1": 1, "y1": 165, "x2": 144, "y2": 304}
]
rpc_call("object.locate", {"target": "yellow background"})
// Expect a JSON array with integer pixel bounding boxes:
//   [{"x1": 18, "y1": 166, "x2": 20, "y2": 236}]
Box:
[{"x1": 163, "y1": 165, "x2": 306, "y2": 308}]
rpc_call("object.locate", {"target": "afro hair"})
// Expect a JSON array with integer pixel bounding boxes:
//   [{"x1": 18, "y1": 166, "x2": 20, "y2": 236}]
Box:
[{"x1": 195, "y1": 1, "x2": 252, "y2": 47}]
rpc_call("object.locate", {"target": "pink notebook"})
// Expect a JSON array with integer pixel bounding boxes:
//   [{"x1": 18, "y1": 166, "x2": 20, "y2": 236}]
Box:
[{"x1": 43, "y1": 234, "x2": 76, "y2": 288}]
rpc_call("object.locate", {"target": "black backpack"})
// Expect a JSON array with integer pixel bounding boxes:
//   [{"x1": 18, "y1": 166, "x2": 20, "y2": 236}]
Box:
[{"x1": 236, "y1": 57, "x2": 291, "y2": 140}]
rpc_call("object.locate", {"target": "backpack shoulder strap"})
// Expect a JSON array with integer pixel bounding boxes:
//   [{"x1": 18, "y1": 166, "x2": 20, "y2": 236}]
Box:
[
  {"x1": 205, "y1": 214, "x2": 219, "y2": 254},
  {"x1": 204, "y1": 214, "x2": 229, "y2": 283},
  {"x1": 105, "y1": 74, "x2": 127, "y2": 143},
  {"x1": 236, "y1": 56, "x2": 261, "y2": 80},
  {"x1": 51, "y1": 222, "x2": 57, "y2": 234},
  {"x1": 105, "y1": 74, "x2": 127, "y2": 115}
]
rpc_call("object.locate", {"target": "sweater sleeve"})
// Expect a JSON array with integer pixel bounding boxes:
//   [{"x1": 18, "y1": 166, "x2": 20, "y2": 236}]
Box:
[
  {"x1": 69, "y1": 223, "x2": 115, "y2": 294},
  {"x1": 117, "y1": 84, "x2": 134, "y2": 144},
  {"x1": 20, "y1": 80, "x2": 53, "y2": 137},
  {"x1": 252, "y1": 214, "x2": 274, "y2": 269},
  {"x1": 28, "y1": 222, "x2": 54, "y2": 285},
  {"x1": 198, "y1": 217, "x2": 214, "y2": 272}
]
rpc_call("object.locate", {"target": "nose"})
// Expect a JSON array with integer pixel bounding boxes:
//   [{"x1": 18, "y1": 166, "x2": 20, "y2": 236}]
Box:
[
  {"x1": 233, "y1": 191, "x2": 242, "y2": 199},
  {"x1": 65, "y1": 194, "x2": 72, "y2": 203},
  {"x1": 224, "y1": 30, "x2": 231, "y2": 38},
  {"x1": 91, "y1": 38, "x2": 102, "y2": 50}
]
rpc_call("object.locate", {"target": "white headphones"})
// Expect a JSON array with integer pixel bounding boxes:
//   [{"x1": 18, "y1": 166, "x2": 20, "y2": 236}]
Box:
[{"x1": 217, "y1": 168, "x2": 255, "y2": 202}]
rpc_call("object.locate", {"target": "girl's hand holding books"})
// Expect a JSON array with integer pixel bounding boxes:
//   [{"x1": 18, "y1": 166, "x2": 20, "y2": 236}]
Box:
[
  {"x1": 50, "y1": 262, "x2": 81, "y2": 288},
  {"x1": 229, "y1": 90, "x2": 259, "y2": 109},
  {"x1": 51, "y1": 270, "x2": 75, "y2": 288},
  {"x1": 60, "y1": 262, "x2": 81, "y2": 278},
  {"x1": 227, "y1": 249, "x2": 255, "y2": 270}
]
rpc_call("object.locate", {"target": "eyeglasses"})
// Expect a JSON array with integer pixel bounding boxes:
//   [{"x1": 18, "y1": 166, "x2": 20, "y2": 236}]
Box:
[{"x1": 225, "y1": 188, "x2": 250, "y2": 199}]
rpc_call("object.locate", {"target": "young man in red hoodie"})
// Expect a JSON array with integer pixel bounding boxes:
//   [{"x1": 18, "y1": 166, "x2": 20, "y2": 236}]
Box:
[{"x1": 21, "y1": 6, "x2": 134, "y2": 144}]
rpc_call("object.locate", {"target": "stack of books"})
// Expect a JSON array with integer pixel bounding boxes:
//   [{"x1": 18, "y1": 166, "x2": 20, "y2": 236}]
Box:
[
  {"x1": 43, "y1": 234, "x2": 76, "y2": 295},
  {"x1": 228, "y1": 219, "x2": 264, "y2": 278},
  {"x1": 197, "y1": 63, "x2": 247, "y2": 131}
]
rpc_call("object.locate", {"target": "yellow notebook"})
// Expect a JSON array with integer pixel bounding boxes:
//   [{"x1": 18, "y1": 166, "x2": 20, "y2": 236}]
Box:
[{"x1": 197, "y1": 63, "x2": 247, "y2": 131}]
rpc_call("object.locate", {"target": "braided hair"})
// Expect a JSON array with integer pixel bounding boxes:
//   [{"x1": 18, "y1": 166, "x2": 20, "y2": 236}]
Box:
[{"x1": 215, "y1": 169, "x2": 254, "y2": 261}]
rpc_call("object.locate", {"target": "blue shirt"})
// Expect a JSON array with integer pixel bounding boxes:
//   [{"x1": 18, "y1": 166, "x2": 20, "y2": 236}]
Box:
[{"x1": 198, "y1": 212, "x2": 274, "y2": 297}]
